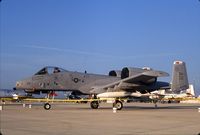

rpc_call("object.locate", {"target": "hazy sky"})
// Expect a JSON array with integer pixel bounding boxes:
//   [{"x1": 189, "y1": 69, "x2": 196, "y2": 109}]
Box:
[{"x1": 0, "y1": 0, "x2": 200, "y2": 95}]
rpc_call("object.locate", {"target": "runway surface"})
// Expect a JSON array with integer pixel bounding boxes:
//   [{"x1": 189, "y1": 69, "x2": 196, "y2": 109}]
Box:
[{"x1": 0, "y1": 102, "x2": 200, "y2": 135}]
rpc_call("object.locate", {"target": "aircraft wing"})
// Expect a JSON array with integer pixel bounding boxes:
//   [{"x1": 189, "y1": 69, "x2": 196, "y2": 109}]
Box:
[{"x1": 90, "y1": 70, "x2": 169, "y2": 93}]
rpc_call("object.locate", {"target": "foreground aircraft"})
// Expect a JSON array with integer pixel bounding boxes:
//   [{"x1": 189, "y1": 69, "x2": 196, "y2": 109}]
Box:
[{"x1": 14, "y1": 61, "x2": 189, "y2": 110}]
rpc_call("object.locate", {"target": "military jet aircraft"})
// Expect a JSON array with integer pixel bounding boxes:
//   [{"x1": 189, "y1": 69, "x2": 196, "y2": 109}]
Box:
[
  {"x1": 0, "y1": 89, "x2": 32, "y2": 102},
  {"x1": 14, "y1": 61, "x2": 188, "y2": 110}
]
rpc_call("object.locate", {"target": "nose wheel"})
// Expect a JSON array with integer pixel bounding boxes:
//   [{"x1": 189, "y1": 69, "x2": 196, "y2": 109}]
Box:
[{"x1": 44, "y1": 103, "x2": 51, "y2": 110}]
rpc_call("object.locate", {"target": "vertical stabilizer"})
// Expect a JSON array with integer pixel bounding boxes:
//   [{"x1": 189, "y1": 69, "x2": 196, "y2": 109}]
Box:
[{"x1": 171, "y1": 61, "x2": 189, "y2": 92}]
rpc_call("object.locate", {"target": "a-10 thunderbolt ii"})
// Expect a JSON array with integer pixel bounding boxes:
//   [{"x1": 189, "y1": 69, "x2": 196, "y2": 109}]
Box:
[{"x1": 14, "y1": 61, "x2": 189, "y2": 110}]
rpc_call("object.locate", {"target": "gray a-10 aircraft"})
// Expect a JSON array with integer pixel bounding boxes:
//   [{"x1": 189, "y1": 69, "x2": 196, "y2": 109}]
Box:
[{"x1": 14, "y1": 61, "x2": 188, "y2": 110}]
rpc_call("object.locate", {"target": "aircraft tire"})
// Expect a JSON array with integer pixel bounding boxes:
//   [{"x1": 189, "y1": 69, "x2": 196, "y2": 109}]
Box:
[
  {"x1": 44, "y1": 103, "x2": 51, "y2": 110},
  {"x1": 113, "y1": 100, "x2": 123, "y2": 110},
  {"x1": 90, "y1": 101, "x2": 99, "y2": 109}
]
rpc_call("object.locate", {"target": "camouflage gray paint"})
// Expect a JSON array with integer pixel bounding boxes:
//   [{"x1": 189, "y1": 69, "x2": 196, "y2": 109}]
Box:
[{"x1": 14, "y1": 61, "x2": 188, "y2": 96}]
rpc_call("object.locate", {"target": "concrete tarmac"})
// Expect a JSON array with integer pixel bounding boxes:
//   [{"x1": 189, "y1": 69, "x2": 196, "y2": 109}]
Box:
[{"x1": 0, "y1": 102, "x2": 200, "y2": 135}]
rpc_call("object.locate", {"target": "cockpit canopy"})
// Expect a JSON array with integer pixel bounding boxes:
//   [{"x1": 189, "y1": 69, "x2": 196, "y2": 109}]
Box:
[{"x1": 35, "y1": 67, "x2": 66, "y2": 75}]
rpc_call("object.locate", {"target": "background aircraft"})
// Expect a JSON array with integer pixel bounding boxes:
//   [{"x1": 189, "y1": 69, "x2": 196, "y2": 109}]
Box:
[
  {"x1": 153, "y1": 84, "x2": 195, "y2": 103},
  {"x1": 0, "y1": 89, "x2": 31, "y2": 102},
  {"x1": 14, "y1": 61, "x2": 188, "y2": 110}
]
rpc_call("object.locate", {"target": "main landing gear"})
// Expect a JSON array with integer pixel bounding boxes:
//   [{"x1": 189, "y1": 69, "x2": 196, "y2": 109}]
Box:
[
  {"x1": 90, "y1": 98, "x2": 124, "y2": 110},
  {"x1": 113, "y1": 100, "x2": 123, "y2": 110},
  {"x1": 90, "y1": 94, "x2": 99, "y2": 109},
  {"x1": 90, "y1": 101, "x2": 99, "y2": 109}
]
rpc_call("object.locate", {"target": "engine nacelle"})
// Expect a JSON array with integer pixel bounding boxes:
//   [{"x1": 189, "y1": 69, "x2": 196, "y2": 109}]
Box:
[
  {"x1": 121, "y1": 67, "x2": 144, "y2": 79},
  {"x1": 121, "y1": 67, "x2": 157, "y2": 84},
  {"x1": 108, "y1": 70, "x2": 121, "y2": 78}
]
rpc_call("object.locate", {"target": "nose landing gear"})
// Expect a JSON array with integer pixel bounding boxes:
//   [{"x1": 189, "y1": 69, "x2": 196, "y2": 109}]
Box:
[{"x1": 44, "y1": 103, "x2": 51, "y2": 110}]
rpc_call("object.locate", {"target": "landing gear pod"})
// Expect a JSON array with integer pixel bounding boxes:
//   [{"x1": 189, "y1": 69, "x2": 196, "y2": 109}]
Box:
[{"x1": 44, "y1": 103, "x2": 51, "y2": 110}]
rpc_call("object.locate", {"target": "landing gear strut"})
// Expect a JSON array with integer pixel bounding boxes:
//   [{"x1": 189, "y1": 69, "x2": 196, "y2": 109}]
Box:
[
  {"x1": 90, "y1": 94, "x2": 99, "y2": 109},
  {"x1": 153, "y1": 100, "x2": 158, "y2": 108},
  {"x1": 154, "y1": 103, "x2": 158, "y2": 108},
  {"x1": 113, "y1": 100, "x2": 123, "y2": 110},
  {"x1": 43, "y1": 91, "x2": 54, "y2": 110}
]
